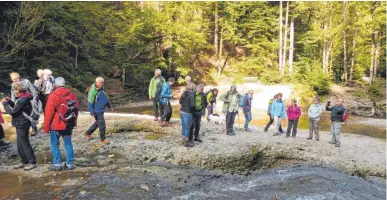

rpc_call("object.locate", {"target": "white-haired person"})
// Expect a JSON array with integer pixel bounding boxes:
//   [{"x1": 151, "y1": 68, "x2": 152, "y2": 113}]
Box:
[
  {"x1": 44, "y1": 77, "x2": 79, "y2": 171},
  {"x1": 148, "y1": 69, "x2": 165, "y2": 121},
  {"x1": 85, "y1": 77, "x2": 112, "y2": 144},
  {"x1": 35, "y1": 69, "x2": 54, "y2": 112}
]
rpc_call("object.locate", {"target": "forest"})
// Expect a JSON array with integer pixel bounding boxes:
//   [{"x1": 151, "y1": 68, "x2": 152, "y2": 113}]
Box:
[{"x1": 0, "y1": 1, "x2": 385, "y2": 99}]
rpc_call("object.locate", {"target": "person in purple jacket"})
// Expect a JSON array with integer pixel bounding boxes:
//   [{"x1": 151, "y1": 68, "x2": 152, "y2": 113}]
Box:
[{"x1": 286, "y1": 99, "x2": 301, "y2": 138}]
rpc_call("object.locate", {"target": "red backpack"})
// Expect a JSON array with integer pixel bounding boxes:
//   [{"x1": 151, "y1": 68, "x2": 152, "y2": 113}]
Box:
[
  {"x1": 342, "y1": 108, "x2": 349, "y2": 122},
  {"x1": 56, "y1": 91, "x2": 79, "y2": 129}
]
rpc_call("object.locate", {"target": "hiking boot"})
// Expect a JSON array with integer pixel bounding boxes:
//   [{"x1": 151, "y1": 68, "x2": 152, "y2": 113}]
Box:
[
  {"x1": 316, "y1": 138, "x2": 320, "y2": 141},
  {"x1": 194, "y1": 138, "x2": 202, "y2": 143},
  {"x1": 101, "y1": 139, "x2": 110, "y2": 145},
  {"x1": 13, "y1": 163, "x2": 25, "y2": 169},
  {"x1": 292, "y1": 136, "x2": 296, "y2": 138},
  {"x1": 307, "y1": 137, "x2": 312, "y2": 140},
  {"x1": 245, "y1": 128, "x2": 252, "y2": 132},
  {"x1": 160, "y1": 121, "x2": 165, "y2": 127},
  {"x1": 65, "y1": 164, "x2": 76, "y2": 171},
  {"x1": 226, "y1": 132, "x2": 235, "y2": 136},
  {"x1": 154, "y1": 117, "x2": 158, "y2": 121},
  {"x1": 165, "y1": 122, "x2": 173, "y2": 127},
  {"x1": 273, "y1": 133, "x2": 280, "y2": 136},
  {"x1": 184, "y1": 140, "x2": 194, "y2": 147},
  {"x1": 263, "y1": 129, "x2": 268, "y2": 132},
  {"x1": 335, "y1": 144, "x2": 341, "y2": 147},
  {"x1": 0, "y1": 140, "x2": 10, "y2": 148},
  {"x1": 30, "y1": 128, "x2": 38, "y2": 136},
  {"x1": 85, "y1": 133, "x2": 94, "y2": 140},
  {"x1": 329, "y1": 141, "x2": 336, "y2": 145},
  {"x1": 24, "y1": 164, "x2": 37, "y2": 171},
  {"x1": 48, "y1": 165, "x2": 63, "y2": 171},
  {"x1": 286, "y1": 135, "x2": 290, "y2": 138}
]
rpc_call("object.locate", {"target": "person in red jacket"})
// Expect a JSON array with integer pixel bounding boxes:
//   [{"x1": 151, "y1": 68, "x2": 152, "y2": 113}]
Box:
[
  {"x1": 44, "y1": 77, "x2": 79, "y2": 171},
  {"x1": 286, "y1": 99, "x2": 301, "y2": 138}
]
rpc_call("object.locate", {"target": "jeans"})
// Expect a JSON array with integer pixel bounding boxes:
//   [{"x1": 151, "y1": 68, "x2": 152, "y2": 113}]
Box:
[
  {"x1": 273, "y1": 116, "x2": 283, "y2": 134},
  {"x1": 160, "y1": 102, "x2": 172, "y2": 122},
  {"x1": 264, "y1": 116, "x2": 283, "y2": 132},
  {"x1": 16, "y1": 127, "x2": 36, "y2": 164},
  {"x1": 331, "y1": 122, "x2": 342, "y2": 145},
  {"x1": 243, "y1": 110, "x2": 252, "y2": 129},
  {"x1": 50, "y1": 130, "x2": 74, "y2": 167},
  {"x1": 0, "y1": 125, "x2": 4, "y2": 141},
  {"x1": 286, "y1": 119, "x2": 299, "y2": 137},
  {"x1": 190, "y1": 112, "x2": 202, "y2": 140},
  {"x1": 86, "y1": 112, "x2": 106, "y2": 140},
  {"x1": 226, "y1": 111, "x2": 237, "y2": 133},
  {"x1": 308, "y1": 119, "x2": 320, "y2": 140},
  {"x1": 180, "y1": 112, "x2": 193, "y2": 139},
  {"x1": 152, "y1": 98, "x2": 161, "y2": 117}
]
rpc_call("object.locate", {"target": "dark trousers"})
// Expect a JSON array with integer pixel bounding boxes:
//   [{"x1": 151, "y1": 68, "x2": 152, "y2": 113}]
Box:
[
  {"x1": 152, "y1": 98, "x2": 161, "y2": 117},
  {"x1": 286, "y1": 119, "x2": 299, "y2": 137},
  {"x1": 39, "y1": 94, "x2": 48, "y2": 112},
  {"x1": 16, "y1": 127, "x2": 36, "y2": 164},
  {"x1": 264, "y1": 116, "x2": 283, "y2": 132},
  {"x1": 0, "y1": 125, "x2": 4, "y2": 140},
  {"x1": 207, "y1": 105, "x2": 214, "y2": 121},
  {"x1": 189, "y1": 112, "x2": 202, "y2": 140},
  {"x1": 226, "y1": 111, "x2": 237, "y2": 133},
  {"x1": 86, "y1": 112, "x2": 106, "y2": 140},
  {"x1": 160, "y1": 102, "x2": 172, "y2": 122}
]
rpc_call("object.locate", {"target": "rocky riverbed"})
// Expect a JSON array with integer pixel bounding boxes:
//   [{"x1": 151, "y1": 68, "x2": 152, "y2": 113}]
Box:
[{"x1": 0, "y1": 114, "x2": 385, "y2": 199}]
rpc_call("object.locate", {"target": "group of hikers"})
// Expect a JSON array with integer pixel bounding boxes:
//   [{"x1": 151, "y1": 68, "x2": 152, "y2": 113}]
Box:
[
  {"x1": 0, "y1": 68, "x2": 347, "y2": 171},
  {"x1": 0, "y1": 69, "x2": 112, "y2": 171},
  {"x1": 148, "y1": 69, "x2": 347, "y2": 148}
]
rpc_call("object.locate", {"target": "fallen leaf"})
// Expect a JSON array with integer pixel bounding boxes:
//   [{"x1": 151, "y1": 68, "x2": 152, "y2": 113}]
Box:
[{"x1": 140, "y1": 184, "x2": 149, "y2": 191}]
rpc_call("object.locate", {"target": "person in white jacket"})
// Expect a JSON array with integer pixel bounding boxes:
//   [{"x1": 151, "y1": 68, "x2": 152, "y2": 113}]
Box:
[{"x1": 307, "y1": 96, "x2": 323, "y2": 141}]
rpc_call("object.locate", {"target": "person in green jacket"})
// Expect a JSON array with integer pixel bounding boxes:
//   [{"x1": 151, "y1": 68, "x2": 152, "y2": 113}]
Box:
[
  {"x1": 220, "y1": 85, "x2": 242, "y2": 136},
  {"x1": 148, "y1": 69, "x2": 165, "y2": 121}
]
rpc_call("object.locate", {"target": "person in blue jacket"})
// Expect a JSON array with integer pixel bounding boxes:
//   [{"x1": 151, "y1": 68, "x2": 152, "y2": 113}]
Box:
[
  {"x1": 85, "y1": 77, "x2": 112, "y2": 145},
  {"x1": 271, "y1": 93, "x2": 286, "y2": 136},
  {"x1": 159, "y1": 77, "x2": 175, "y2": 127}
]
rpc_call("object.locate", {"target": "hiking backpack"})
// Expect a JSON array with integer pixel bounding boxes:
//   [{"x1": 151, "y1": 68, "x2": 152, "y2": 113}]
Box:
[
  {"x1": 23, "y1": 97, "x2": 43, "y2": 123},
  {"x1": 342, "y1": 108, "x2": 349, "y2": 122},
  {"x1": 239, "y1": 93, "x2": 248, "y2": 108},
  {"x1": 56, "y1": 91, "x2": 79, "y2": 129},
  {"x1": 155, "y1": 81, "x2": 164, "y2": 100}
]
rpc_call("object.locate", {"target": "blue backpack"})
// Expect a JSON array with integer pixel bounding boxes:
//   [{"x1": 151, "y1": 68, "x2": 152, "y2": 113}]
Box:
[{"x1": 239, "y1": 94, "x2": 248, "y2": 108}]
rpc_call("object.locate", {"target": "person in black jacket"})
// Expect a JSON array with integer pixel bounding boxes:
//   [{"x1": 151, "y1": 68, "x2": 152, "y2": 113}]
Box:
[
  {"x1": 326, "y1": 99, "x2": 345, "y2": 147},
  {"x1": 179, "y1": 84, "x2": 195, "y2": 147},
  {"x1": 1, "y1": 82, "x2": 37, "y2": 170},
  {"x1": 190, "y1": 84, "x2": 207, "y2": 143}
]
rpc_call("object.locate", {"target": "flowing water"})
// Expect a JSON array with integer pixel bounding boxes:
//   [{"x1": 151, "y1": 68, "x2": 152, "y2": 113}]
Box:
[{"x1": 0, "y1": 163, "x2": 385, "y2": 200}]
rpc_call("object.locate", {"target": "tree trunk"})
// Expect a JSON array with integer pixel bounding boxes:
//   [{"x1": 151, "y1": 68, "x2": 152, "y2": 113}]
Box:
[
  {"x1": 122, "y1": 67, "x2": 126, "y2": 88},
  {"x1": 214, "y1": 2, "x2": 219, "y2": 58},
  {"x1": 279, "y1": 0, "x2": 283, "y2": 76},
  {"x1": 370, "y1": 29, "x2": 375, "y2": 84},
  {"x1": 327, "y1": 11, "x2": 333, "y2": 73},
  {"x1": 288, "y1": 18, "x2": 294, "y2": 74},
  {"x1": 349, "y1": 28, "x2": 357, "y2": 82},
  {"x1": 282, "y1": 1, "x2": 289, "y2": 74},
  {"x1": 342, "y1": 1, "x2": 348, "y2": 83},
  {"x1": 323, "y1": 21, "x2": 327, "y2": 72},
  {"x1": 75, "y1": 45, "x2": 79, "y2": 70},
  {"x1": 218, "y1": 27, "x2": 223, "y2": 77},
  {"x1": 374, "y1": 31, "x2": 380, "y2": 80}
]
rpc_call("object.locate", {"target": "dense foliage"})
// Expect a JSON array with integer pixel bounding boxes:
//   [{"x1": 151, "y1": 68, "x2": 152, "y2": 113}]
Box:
[{"x1": 0, "y1": 2, "x2": 385, "y2": 97}]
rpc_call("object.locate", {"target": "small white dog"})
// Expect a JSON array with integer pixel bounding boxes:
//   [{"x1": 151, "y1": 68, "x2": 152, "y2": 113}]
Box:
[{"x1": 208, "y1": 114, "x2": 226, "y2": 125}]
